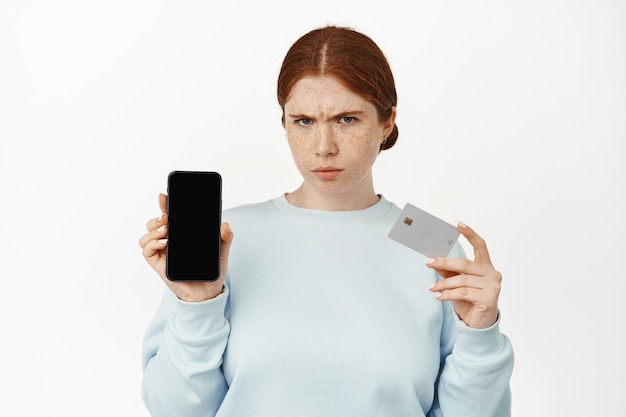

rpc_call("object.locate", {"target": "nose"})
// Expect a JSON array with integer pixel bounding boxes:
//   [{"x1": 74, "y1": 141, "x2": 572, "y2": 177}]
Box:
[{"x1": 315, "y1": 125, "x2": 338, "y2": 157}]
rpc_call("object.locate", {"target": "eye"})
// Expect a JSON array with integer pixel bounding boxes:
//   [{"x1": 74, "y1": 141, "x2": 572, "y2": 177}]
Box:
[
  {"x1": 296, "y1": 118, "x2": 313, "y2": 126},
  {"x1": 339, "y1": 116, "x2": 356, "y2": 124}
]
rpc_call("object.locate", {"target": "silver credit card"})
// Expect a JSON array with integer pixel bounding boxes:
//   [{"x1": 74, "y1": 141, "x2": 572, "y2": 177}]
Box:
[{"x1": 388, "y1": 203, "x2": 460, "y2": 257}]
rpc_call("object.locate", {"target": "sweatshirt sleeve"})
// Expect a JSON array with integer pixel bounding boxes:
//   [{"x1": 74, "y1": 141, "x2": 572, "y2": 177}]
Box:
[
  {"x1": 429, "y1": 302, "x2": 514, "y2": 417},
  {"x1": 141, "y1": 286, "x2": 231, "y2": 417}
]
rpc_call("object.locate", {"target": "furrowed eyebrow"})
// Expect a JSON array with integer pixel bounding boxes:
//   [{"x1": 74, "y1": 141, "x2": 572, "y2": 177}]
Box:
[
  {"x1": 287, "y1": 110, "x2": 365, "y2": 120},
  {"x1": 287, "y1": 113, "x2": 310, "y2": 120},
  {"x1": 333, "y1": 111, "x2": 364, "y2": 119}
]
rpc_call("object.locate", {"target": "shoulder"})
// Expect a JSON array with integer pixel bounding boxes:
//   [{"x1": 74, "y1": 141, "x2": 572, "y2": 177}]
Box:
[
  {"x1": 224, "y1": 200, "x2": 272, "y2": 216},
  {"x1": 222, "y1": 196, "x2": 282, "y2": 223}
]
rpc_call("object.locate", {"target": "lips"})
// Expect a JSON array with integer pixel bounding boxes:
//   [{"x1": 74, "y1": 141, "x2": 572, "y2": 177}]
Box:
[{"x1": 312, "y1": 167, "x2": 343, "y2": 180}]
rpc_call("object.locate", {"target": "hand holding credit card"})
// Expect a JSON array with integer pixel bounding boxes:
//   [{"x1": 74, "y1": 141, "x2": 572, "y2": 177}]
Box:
[{"x1": 388, "y1": 203, "x2": 460, "y2": 258}]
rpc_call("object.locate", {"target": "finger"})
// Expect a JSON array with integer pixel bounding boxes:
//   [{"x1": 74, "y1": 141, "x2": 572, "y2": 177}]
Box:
[
  {"x1": 142, "y1": 237, "x2": 168, "y2": 259},
  {"x1": 424, "y1": 256, "x2": 491, "y2": 277},
  {"x1": 457, "y1": 222, "x2": 492, "y2": 265},
  {"x1": 433, "y1": 286, "x2": 482, "y2": 304},
  {"x1": 139, "y1": 224, "x2": 167, "y2": 248},
  {"x1": 430, "y1": 272, "x2": 501, "y2": 292},
  {"x1": 430, "y1": 273, "x2": 485, "y2": 292},
  {"x1": 159, "y1": 193, "x2": 167, "y2": 214},
  {"x1": 145, "y1": 212, "x2": 168, "y2": 232}
]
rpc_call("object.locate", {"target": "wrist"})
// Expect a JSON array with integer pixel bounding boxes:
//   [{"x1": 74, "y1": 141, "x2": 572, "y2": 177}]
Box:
[
  {"x1": 458, "y1": 310, "x2": 500, "y2": 330},
  {"x1": 175, "y1": 285, "x2": 224, "y2": 303}
]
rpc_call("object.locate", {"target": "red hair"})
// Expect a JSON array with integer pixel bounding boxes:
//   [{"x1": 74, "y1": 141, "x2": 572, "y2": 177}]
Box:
[{"x1": 277, "y1": 26, "x2": 398, "y2": 151}]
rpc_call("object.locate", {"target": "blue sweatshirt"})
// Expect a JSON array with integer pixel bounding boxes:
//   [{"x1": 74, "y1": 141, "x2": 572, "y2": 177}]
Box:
[{"x1": 142, "y1": 195, "x2": 513, "y2": 416}]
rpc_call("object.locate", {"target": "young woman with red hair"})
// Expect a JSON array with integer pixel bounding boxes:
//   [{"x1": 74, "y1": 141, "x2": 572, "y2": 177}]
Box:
[{"x1": 139, "y1": 26, "x2": 513, "y2": 417}]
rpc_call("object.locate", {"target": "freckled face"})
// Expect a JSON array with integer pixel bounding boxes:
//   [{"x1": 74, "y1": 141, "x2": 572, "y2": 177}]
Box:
[{"x1": 283, "y1": 76, "x2": 394, "y2": 198}]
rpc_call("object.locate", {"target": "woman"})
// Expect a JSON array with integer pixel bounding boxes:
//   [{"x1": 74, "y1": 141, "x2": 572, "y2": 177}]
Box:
[{"x1": 139, "y1": 26, "x2": 513, "y2": 417}]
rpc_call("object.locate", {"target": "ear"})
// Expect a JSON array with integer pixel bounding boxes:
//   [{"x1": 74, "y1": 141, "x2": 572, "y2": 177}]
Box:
[{"x1": 383, "y1": 106, "x2": 397, "y2": 137}]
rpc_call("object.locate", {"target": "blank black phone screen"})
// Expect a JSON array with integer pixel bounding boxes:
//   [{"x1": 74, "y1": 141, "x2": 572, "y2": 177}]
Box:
[{"x1": 166, "y1": 171, "x2": 222, "y2": 281}]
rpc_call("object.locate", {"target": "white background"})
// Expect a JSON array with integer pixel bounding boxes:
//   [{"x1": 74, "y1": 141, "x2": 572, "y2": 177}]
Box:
[{"x1": 1, "y1": 1, "x2": 624, "y2": 415}]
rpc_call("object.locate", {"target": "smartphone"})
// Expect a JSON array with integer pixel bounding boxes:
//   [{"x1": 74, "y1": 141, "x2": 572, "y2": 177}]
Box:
[{"x1": 166, "y1": 171, "x2": 222, "y2": 281}]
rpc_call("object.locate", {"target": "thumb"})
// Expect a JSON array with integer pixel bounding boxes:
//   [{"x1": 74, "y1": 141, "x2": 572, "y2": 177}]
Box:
[{"x1": 220, "y1": 222, "x2": 234, "y2": 265}]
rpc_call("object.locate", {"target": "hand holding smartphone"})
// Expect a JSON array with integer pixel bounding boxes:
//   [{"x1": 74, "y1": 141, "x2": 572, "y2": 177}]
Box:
[{"x1": 166, "y1": 171, "x2": 222, "y2": 281}]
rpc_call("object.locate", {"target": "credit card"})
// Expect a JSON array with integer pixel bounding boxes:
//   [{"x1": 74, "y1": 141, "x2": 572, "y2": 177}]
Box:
[{"x1": 388, "y1": 203, "x2": 460, "y2": 257}]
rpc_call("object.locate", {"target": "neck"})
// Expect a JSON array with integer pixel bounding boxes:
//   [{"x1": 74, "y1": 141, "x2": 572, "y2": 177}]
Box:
[{"x1": 286, "y1": 180, "x2": 379, "y2": 211}]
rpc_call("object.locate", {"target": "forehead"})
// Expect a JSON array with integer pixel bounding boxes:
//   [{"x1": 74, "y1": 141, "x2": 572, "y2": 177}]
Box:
[{"x1": 285, "y1": 76, "x2": 374, "y2": 113}]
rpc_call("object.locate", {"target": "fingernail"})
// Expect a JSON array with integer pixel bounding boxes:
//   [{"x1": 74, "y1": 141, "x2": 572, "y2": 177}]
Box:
[
  {"x1": 457, "y1": 221, "x2": 468, "y2": 228},
  {"x1": 157, "y1": 225, "x2": 165, "y2": 232},
  {"x1": 428, "y1": 283, "x2": 436, "y2": 290},
  {"x1": 424, "y1": 258, "x2": 435, "y2": 265},
  {"x1": 158, "y1": 239, "x2": 168, "y2": 244},
  {"x1": 434, "y1": 292, "x2": 442, "y2": 298},
  {"x1": 158, "y1": 214, "x2": 163, "y2": 221}
]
